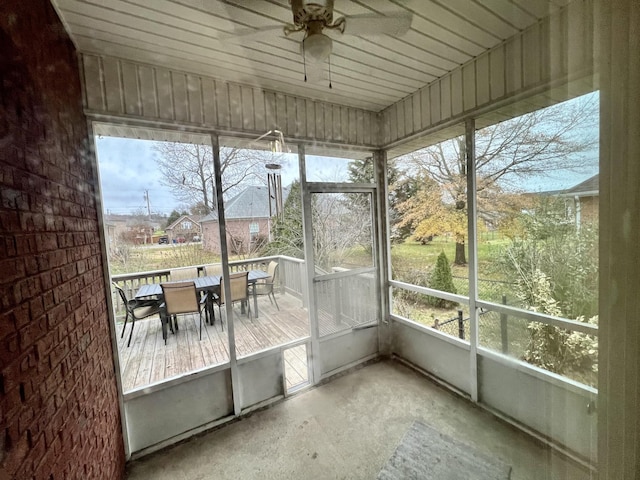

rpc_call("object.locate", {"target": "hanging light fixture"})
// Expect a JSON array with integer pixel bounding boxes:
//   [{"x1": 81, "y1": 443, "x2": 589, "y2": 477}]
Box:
[{"x1": 301, "y1": 31, "x2": 332, "y2": 63}]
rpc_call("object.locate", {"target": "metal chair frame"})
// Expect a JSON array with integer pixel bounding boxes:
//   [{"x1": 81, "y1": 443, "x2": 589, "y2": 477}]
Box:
[
  {"x1": 113, "y1": 283, "x2": 161, "y2": 347},
  {"x1": 251, "y1": 261, "x2": 280, "y2": 311},
  {"x1": 214, "y1": 271, "x2": 251, "y2": 330}
]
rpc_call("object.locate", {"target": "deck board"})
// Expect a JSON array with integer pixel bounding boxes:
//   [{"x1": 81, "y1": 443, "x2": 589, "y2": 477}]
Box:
[
  {"x1": 118, "y1": 294, "x2": 310, "y2": 392},
  {"x1": 284, "y1": 345, "x2": 308, "y2": 389},
  {"x1": 149, "y1": 322, "x2": 167, "y2": 384}
]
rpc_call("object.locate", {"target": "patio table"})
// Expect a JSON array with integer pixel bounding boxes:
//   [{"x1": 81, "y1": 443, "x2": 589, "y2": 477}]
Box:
[{"x1": 134, "y1": 271, "x2": 270, "y2": 319}]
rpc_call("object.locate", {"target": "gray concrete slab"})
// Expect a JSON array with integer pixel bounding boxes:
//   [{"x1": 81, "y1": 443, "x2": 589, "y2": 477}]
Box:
[{"x1": 126, "y1": 360, "x2": 594, "y2": 480}]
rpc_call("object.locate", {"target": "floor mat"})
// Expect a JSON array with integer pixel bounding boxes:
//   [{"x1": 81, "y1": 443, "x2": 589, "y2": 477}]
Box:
[{"x1": 378, "y1": 421, "x2": 512, "y2": 480}]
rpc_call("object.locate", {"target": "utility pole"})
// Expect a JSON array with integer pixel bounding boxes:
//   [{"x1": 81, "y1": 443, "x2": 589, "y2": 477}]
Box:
[{"x1": 143, "y1": 190, "x2": 151, "y2": 219}]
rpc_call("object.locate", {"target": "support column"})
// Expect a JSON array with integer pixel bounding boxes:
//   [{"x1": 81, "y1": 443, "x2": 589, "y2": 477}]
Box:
[
  {"x1": 598, "y1": 0, "x2": 640, "y2": 478},
  {"x1": 374, "y1": 149, "x2": 392, "y2": 356},
  {"x1": 465, "y1": 118, "x2": 479, "y2": 402},
  {"x1": 210, "y1": 133, "x2": 241, "y2": 416}
]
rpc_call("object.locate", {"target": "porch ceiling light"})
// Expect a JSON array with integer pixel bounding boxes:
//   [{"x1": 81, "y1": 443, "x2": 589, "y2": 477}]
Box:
[{"x1": 302, "y1": 32, "x2": 332, "y2": 63}]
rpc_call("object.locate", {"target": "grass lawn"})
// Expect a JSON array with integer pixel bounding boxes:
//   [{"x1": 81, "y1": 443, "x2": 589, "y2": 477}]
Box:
[
  {"x1": 389, "y1": 235, "x2": 510, "y2": 275},
  {"x1": 109, "y1": 243, "x2": 223, "y2": 275},
  {"x1": 109, "y1": 235, "x2": 596, "y2": 387}
]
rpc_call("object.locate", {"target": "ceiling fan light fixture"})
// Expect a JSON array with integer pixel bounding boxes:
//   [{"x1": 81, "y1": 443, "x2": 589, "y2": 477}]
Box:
[{"x1": 302, "y1": 33, "x2": 332, "y2": 63}]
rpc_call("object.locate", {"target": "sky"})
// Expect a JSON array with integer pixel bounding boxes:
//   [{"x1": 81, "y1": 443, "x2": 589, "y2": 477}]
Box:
[
  {"x1": 95, "y1": 137, "x2": 170, "y2": 215},
  {"x1": 94, "y1": 137, "x2": 353, "y2": 216},
  {"x1": 95, "y1": 135, "x2": 597, "y2": 215},
  {"x1": 94, "y1": 92, "x2": 599, "y2": 215}
]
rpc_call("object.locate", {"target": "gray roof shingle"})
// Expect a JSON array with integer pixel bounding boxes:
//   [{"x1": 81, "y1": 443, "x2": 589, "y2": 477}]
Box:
[
  {"x1": 201, "y1": 185, "x2": 291, "y2": 222},
  {"x1": 564, "y1": 174, "x2": 599, "y2": 195}
]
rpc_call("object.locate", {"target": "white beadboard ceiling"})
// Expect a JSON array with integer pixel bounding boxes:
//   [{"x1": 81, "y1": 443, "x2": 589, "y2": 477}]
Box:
[{"x1": 52, "y1": 0, "x2": 570, "y2": 112}]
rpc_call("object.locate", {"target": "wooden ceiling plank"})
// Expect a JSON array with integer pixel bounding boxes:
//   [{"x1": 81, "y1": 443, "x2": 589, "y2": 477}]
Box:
[
  {"x1": 55, "y1": 0, "x2": 562, "y2": 113},
  {"x1": 61, "y1": 7, "x2": 430, "y2": 97},
  {"x1": 476, "y1": 0, "x2": 538, "y2": 30},
  {"x1": 510, "y1": 0, "x2": 560, "y2": 18},
  {"x1": 75, "y1": 38, "x2": 403, "y2": 111},
  {"x1": 407, "y1": 15, "x2": 489, "y2": 57},
  {"x1": 390, "y1": 0, "x2": 502, "y2": 47},
  {"x1": 336, "y1": 0, "x2": 490, "y2": 56},
  {"x1": 60, "y1": 1, "x2": 434, "y2": 89},
  {"x1": 73, "y1": 36, "x2": 397, "y2": 111},
  {"x1": 443, "y1": 0, "x2": 520, "y2": 40}
]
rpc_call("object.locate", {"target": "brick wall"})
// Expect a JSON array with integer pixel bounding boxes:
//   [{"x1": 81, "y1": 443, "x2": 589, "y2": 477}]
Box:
[{"x1": 0, "y1": 2, "x2": 126, "y2": 479}]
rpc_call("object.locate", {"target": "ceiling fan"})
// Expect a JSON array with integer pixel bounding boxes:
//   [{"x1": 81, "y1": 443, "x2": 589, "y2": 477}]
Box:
[{"x1": 224, "y1": 0, "x2": 413, "y2": 86}]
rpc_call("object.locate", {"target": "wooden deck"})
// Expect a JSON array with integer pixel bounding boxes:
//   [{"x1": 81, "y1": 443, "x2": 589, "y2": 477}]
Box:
[{"x1": 116, "y1": 293, "x2": 310, "y2": 392}]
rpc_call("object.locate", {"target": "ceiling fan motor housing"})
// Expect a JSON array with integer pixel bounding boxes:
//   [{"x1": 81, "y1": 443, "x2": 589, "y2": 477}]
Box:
[{"x1": 290, "y1": 0, "x2": 335, "y2": 27}]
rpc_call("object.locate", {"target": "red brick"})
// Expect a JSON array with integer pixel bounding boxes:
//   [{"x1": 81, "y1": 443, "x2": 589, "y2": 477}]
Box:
[
  {"x1": 0, "y1": 260, "x2": 26, "y2": 286},
  {"x1": 0, "y1": 310, "x2": 17, "y2": 338},
  {"x1": 0, "y1": 1, "x2": 125, "y2": 478},
  {"x1": 0, "y1": 210, "x2": 20, "y2": 232},
  {"x1": 0, "y1": 235, "x2": 17, "y2": 257},
  {"x1": 17, "y1": 316, "x2": 48, "y2": 351}
]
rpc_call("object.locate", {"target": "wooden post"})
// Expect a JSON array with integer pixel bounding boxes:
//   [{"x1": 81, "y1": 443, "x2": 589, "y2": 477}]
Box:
[
  {"x1": 458, "y1": 310, "x2": 465, "y2": 340},
  {"x1": 598, "y1": 1, "x2": 640, "y2": 476},
  {"x1": 500, "y1": 294, "x2": 508, "y2": 354}
]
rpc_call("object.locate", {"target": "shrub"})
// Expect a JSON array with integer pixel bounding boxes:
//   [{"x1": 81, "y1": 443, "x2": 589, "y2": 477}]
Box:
[
  {"x1": 517, "y1": 269, "x2": 598, "y2": 382},
  {"x1": 428, "y1": 252, "x2": 458, "y2": 308},
  {"x1": 495, "y1": 224, "x2": 598, "y2": 319}
]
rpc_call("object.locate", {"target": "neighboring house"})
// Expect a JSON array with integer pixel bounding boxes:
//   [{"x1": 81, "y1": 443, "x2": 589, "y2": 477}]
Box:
[
  {"x1": 558, "y1": 174, "x2": 599, "y2": 227},
  {"x1": 525, "y1": 173, "x2": 599, "y2": 230},
  {"x1": 103, "y1": 215, "x2": 128, "y2": 243},
  {"x1": 105, "y1": 222, "x2": 117, "y2": 252},
  {"x1": 165, "y1": 214, "x2": 203, "y2": 243},
  {"x1": 201, "y1": 185, "x2": 290, "y2": 254}
]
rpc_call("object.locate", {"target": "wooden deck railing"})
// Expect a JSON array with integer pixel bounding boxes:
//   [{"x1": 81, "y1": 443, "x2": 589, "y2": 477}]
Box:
[
  {"x1": 110, "y1": 255, "x2": 307, "y2": 319},
  {"x1": 314, "y1": 267, "x2": 378, "y2": 335}
]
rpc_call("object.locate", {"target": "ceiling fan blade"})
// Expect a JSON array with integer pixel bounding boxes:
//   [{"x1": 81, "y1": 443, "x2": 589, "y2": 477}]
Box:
[
  {"x1": 221, "y1": 25, "x2": 287, "y2": 44},
  {"x1": 342, "y1": 13, "x2": 412, "y2": 37}
]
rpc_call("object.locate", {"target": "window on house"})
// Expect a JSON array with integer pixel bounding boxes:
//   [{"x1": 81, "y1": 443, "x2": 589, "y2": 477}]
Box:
[
  {"x1": 249, "y1": 222, "x2": 259, "y2": 242},
  {"x1": 181, "y1": 220, "x2": 192, "y2": 229}
]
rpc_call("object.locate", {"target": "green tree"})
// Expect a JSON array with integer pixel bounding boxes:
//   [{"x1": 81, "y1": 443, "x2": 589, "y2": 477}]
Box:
[
  {"x1": 261, "y1": 181, "x2": 304, "y2": 258},
  {"x1": 347, "y1": 156, "x2": 418, "y2": 242},
  {"x1": 165, "y1": 209, "x2": 188, "y2": 228},
  {"x1": 347, "y1": 156, "x2": 376, "y2": 184},
  {"x1": 390, "y1": 173, "x2": 422, "y2": 241},
  {"x1": 428, "y1": 252, "x2": 457, "y2": 308}
]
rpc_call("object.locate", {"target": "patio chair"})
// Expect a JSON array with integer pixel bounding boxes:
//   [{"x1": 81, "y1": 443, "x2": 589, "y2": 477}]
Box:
[
  {"x1": 214, "y1": 271, "x2": 251, "y2": 330},
  {"x1": 250, "y1": 261, "x2": 280, "y2": 311},
  {"x1": 160, "y1": 281, "x2": 208, "y2": 342},
  {"x1": 170, "y1": 267, "x2": 199, "y2": 281},
  {"x1": 113, "y1": 283, "x2": 161, "y2": 348},
  {"x1": 202, "y1": 264, "x2": 224, "y2": 324}
]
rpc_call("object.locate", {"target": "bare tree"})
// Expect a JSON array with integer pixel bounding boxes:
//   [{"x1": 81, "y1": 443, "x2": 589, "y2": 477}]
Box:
[
  {"x1": 153, "y1": 143, "x2": 272, "y2": 213},
  {"x1": 397, "y1": 93, "x2": 598, "y2": 264},
  {"x1": 311, "y1": 193, "x2": 372, "y2": 271}
]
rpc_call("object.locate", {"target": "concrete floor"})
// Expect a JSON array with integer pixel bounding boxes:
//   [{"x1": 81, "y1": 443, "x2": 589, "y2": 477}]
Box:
[{"x1": 126, "y1": 360, "x2": 594, "y2": 480}]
